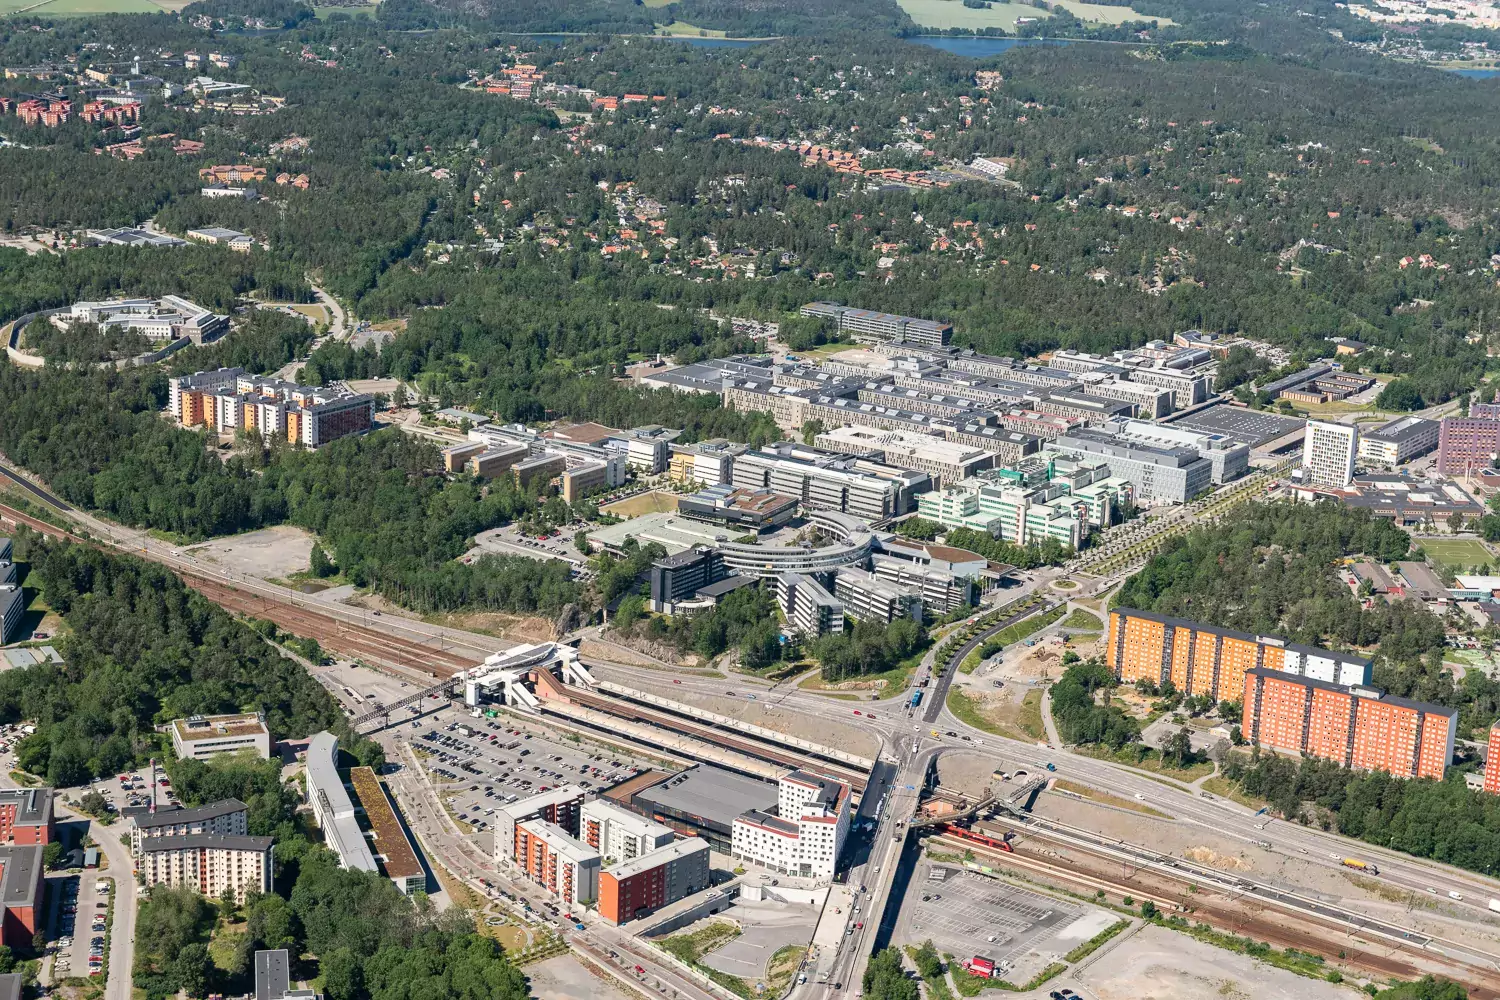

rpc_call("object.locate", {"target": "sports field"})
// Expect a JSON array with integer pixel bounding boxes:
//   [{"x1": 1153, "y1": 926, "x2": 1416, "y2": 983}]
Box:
[{"x1": 1417, "y1": 537, "x2": 1494, "y2": 571}]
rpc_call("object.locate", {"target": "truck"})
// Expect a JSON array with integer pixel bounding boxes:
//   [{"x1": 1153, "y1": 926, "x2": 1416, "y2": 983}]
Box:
[
  {"x1": 910, "y1": 690, "x2": 923, "y2": 708},
  {"x1": 1341, "y1": 858, "x2": 1379, "y2": 875},
  {"x1": 965, "y1": 957, "x2": 995, "y2": 979},
  {"x1": 1489, "y1": 898, "x2": 1500, "y2": 914}
]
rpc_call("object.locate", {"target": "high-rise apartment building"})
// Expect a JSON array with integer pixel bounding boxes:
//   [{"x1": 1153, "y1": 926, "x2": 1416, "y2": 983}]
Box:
[
  {"x1": 1302, "y1": 420, "x2": 1358, "y2": 488},
  {"x1": 597, "y1": 837, "x2": 710, "y2": 926},
  {"x1": 730, "y1": 771, "x2": 851, "y2": 883},
  {"x1": 581, "y1": 800, "x2": 675, "y2": 862},
  {"x1": 1485, "y1": 723, "x2": 1500, "y2": 795},
  {"x1": 1438, "y1": 408, "x2": 1500, "y2": 475}
]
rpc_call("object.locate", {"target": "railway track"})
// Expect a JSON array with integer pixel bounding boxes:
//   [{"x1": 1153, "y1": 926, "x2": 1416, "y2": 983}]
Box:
[{"x1": 0, "y1": 501, "x2": 485, "y2": 677}]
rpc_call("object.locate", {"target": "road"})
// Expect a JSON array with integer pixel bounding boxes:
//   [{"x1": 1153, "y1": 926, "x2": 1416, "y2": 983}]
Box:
[{"x1": 92, "y1": 809, "x2": 138, "y2": 1000}]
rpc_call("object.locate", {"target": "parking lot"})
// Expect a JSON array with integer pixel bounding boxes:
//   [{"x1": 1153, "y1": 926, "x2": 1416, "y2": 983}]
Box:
[
  {"x1": 901, "y1": 865, "x2": 1111, "y2": 983},
  {"x1": 45, "y1": 873, "x2": 112, "y2": 981},
  {"x1": 416, "y1": 712, "x2": 654, "y2": 835}
]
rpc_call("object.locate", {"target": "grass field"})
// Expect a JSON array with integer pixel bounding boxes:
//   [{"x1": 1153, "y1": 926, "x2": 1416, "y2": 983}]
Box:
[
  {"x1": 654, "y1": 19, "x2": 727, "y2": 36},
  {"x1": 0, "y1": 0, "x2": 165, "y2": 15},
  {"x1": 897, "y1": 0, "x2": 1168, "y2": 30},
  {"x1": 1417, "y1": 536, "x2": 1494, "y2": 571},
  {"x1": 600, "y1": 490, "x2": 679, "y2": 518}
]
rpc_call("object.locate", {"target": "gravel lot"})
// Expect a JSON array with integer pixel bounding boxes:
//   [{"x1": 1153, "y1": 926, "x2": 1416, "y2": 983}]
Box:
[
  {"x1": 525, "y1": 954, "x2": 637, "y2": 1000},
  {"x1": 183, "y1": 525, "x2": 316, "y2": 580}
]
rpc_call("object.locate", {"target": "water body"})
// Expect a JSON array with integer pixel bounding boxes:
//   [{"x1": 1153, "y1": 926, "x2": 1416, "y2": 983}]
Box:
[
  {"x1": 909, "y1": 36, "x2": 1072, "y2": 57},
  {"x1": 1450, "y1": 68, "x2": 1500, "y2": 78}
]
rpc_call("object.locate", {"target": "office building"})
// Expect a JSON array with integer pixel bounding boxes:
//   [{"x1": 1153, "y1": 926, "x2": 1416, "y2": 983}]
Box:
[
  {"x1": 1293, "y1": 474, "x2": 1483, "y2": 532},
  {"x1": 1106, "y1": 607, "x2": 1372, "y2": 705},
  {"x1": 1243, "y1": 670, "x2": 1455, "y2": 781},
  {"x1": 1302, "y1": 420, "x2": 1358, "y2": 488},
  {"x1": 597, "y1": 836, "x2": 710, "y2": 925},
  {"x1": 0, "y1": 789, "x2": 52, "y2": 846},
  {"x1": 1106, "y1": 419, "x2": 1249, "y2": 485},
  {"x1": 170, "y1": 712, "x2": 271, "y2": 760},
  {"x1": 947, "y1": 354, "x2": 1078, "y2": 390},
  {"x1": 1077, "y1": 377, "x2": 1174, "y2": 419},
  {"x1": 139, "y1": 834, "x2": 273, "y2": 902},
  {"x1": 348, "y1": 767, "x2": 423, "y2": 895},
  {"x1": 649, "y1": 548, "x2": 729, "y2": 613},
  {"x1": 494, "y1": 786, "x2": 587, "y2": 864},
  {"x1": 69, "y1": 295, "x2": 228, "y2": 344},
  {"x1": 131, "y1": 799, "x2": 247, "y2": 855},
  {"x1": 0, "y1": 846, "x2": 42, "y2": 948},
  {"x1": 1033, "y1": 389, "x2": 1136, "y2": 424},
  {"x1": 625, "y1": 764, "x2": 780, "y2": 854},
  {"x1": 469, "y1": 442, "x2": 530, "y2": 478},
  {"x1": 869, "y1": 554, "x2": 979, "y2": 615},
  {"x1": 581, "y1": 800, "x2": 675, "y2": 861},
  {"x1": 442, "y1": 442, "x2": 485, "y2": 472},
  {"x1": 514, "y1": 819, "x2": 600, "y2": 906},
  {"x1": 561, "y1": 460, "x2": 609, "y2": 502},
  {"x1": 991, "y1": 409, "x2": 1086, "y2": 441},
  {"x1": 813, "y1": 425, "x2": 994, "y2": 487},
  {"x1": 1120, "y1": 365, "x2": 1212, "y2": 409},
  {"x1": 799, "y1": 303, "x2": 952, "y2": 346},
  {"x1": 678, "y1": 486, "x2": 798, "y2": 532},
  {"x1": 1358, "y1": 417, "x2": 1439, "y2": 467},
  {"x1": 942, "y1": 424, "x2": 1042, "y2": 466},
  {"x1": 1048, "y1": 428, "x2": 1212, "y2": 504},
  {"x1": 305, "y1": 732, "x2": 379, "y2": 876},
  {"x1": 669, "y1": 440, "x2": 745, "y2": 487},
  {"x1": 1438, "y1": 411, "x2": 1500, "y2": 475},
  {"x1": 730, "y1": 771, "x2": 851, "y2": 884},
  {"x1": 0, "y1": 587, "x2": 21, "y2": 646},
  {"x1": 513, "y1": 452, "x2": 566, "y2": 490},
  {"x1": 833, "y1": 568, "x2": 922, "y2": 624},
  {"x1": 616, "y1": 426, "x2": 677, "y2": 473},
  {"x1": 774, "y1": 573, "x2": 844, "y2": 637},
  {"x1": 732, "y1": 443, "x2": 928, "y2": 521}
]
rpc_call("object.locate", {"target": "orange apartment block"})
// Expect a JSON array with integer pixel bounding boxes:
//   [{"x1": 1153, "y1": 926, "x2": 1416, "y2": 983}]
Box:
[
  {"x1": 1484, "y1": 723, "x2": 1500, "y2": 795},
  {"x1": 1243, "y1": 668, "x2": 1456, "y2": 780},
  {"x1": 514, "y1": 818, "x2": 599, "y2": 906},
  {"x1": 1106, "y1": 608, "x2": 1371, "y2": 705}
]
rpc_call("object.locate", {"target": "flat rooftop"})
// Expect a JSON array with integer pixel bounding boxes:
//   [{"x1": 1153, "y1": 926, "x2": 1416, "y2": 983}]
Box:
[
  {"x1": 349, "y1": 767, "x2": 422, "y2": 881},
  {"x1": 588, "y1": 513, "x2": 732, "y2": 556},
  {"x1": 254, "y1": 949, "x2": 290, "y2": 1000},
  {"x1": 173, "y1": 713, "x2": 269, "y2": 743},
  {"x1": 607, "y1": 836, "x2": 709, "y2": 881},
  {"x1": 134, "y1": 797, "x2": 245, "y2": 830},
  {"x1": 1169, "y1": 404, "x2": 1305, "y2": 448},
  {"x1": 632, "y1": 764, "x2": 780, "y2": 833}
]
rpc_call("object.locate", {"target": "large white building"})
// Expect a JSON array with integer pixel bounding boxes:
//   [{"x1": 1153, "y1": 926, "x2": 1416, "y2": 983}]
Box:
[
  {"x1": 580, "y1": 800, "x2": 674, "y2": 862},
  {"x1": 730, "y1": 771, "x2": 851, "y2": 883},
  {"x1": 1302, "y1": 420, "x2": 1358, "y2": 488},
  {"x1": 305, "y1": 731, "x2": 380, "y2": 875},
  {"x1": 813, "y1": 425, "x2": 994, "y2": 487},
  {"x1": 169, "y1": 712, "x2": 271, "y2": 761}
]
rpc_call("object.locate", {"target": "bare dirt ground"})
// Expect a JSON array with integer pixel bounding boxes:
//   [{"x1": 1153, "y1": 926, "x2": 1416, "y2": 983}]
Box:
[
  {"x1": 184, "y1": 525, "x2": 315, "y2": 579},
  {"x1": 586, "y1": 634, "x2": 707, "y2": 669},
  {"x1": 1030, "y1": 793, "x2": 1500, "y2": 947},
  {"x1": 526, "y1": 954, "x2": 636, "y2": 1000},
  {"x1": 934, "y1": 752, "x2": 1001, "y2": 797},
  {"x1": 1078, "y1": 923, "x2": 1362, "y2": 1000}
]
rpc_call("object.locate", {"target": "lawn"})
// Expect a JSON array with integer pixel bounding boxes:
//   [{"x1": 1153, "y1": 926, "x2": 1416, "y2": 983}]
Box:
[
  {"x1": 1416, "y1": 536, "x2": 1493, "y2": 571},
  {"x1": 0, "y1": 0, "x2": 164, "y2": 14},
  {"x1": 1053, "y1": 0, "x2": 1173, "y2": 23},
  {"x1": 897, "y1": 0, "x2": 1052, "y2": 31},
  {"x1": 1061, "y1": 608, "x2": 1102, "y2": 630},
  {"x1": 1052, "y1": 779, "x2": 1169, "y2": 818},
  {"x1": 654, "y1": 19, "x2": 727, "y2": 36},
  {"x1": 947, "y1": 687, "x2": 1027, "y2": 741},
  {"x1": 600, "y1": 490, "x2": 679, "y2": 518}
]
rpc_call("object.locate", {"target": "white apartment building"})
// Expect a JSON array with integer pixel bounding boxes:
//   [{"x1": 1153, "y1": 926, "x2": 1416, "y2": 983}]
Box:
[
  {"x1": 774, "y1": 573, "x2": 845, "y2": 637},
  {"x1": 581, "y1": 800, "x2": 674, "y2": 862},
  {"x1": 131, "y1": 799, "x2": 248, "y2": 856},
  {"x1": 1302, "y1": 420, "x2": 1358, "y2": 487},
  {"x1": 833, "y1": 568, "x2": 923, "y2": 624},
  {"x1": 730, "y1": 771, "x2": 851, "y2": 884},
  {"x1": 138, "y1": 834, "x2": 273, "y2": 902}
]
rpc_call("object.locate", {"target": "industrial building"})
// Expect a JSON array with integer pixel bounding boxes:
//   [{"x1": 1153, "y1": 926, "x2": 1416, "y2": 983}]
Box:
[
  {"x1": 169, "y1": 712, "x2": 271, "y2": 760},
  {"x1": 730, "y1": 771, "x2": 851, "y2": 884},
  {"x1": 1243, "y1": 669, "x2": 1455, "y2": 781},
  {"x1": 1106, "y1": 607, "x2": 1372, "y2": 705},
  {"x1": 1358, "y1": 417, "x2": 1439, "y2": 467}
]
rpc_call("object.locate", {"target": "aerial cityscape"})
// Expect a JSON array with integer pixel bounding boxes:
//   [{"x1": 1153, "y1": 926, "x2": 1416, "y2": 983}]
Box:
[{"x1": 0, "y1": 1, "x2": 1498, "y2": 1000}]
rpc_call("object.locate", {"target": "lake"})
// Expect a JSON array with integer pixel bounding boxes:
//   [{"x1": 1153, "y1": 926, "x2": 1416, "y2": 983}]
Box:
[
  {"x1": 1450, "y1": 68, "x2": 1500, "y2": 78},
  {"x1": 909, "y1": 36, "x2": 1073, "y2": 57}
]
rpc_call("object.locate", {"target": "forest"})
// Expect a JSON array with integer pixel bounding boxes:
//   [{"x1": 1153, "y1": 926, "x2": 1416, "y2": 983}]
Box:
[{"x1": 3, "y1": 536, "x2": 379, "y2": 788}]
